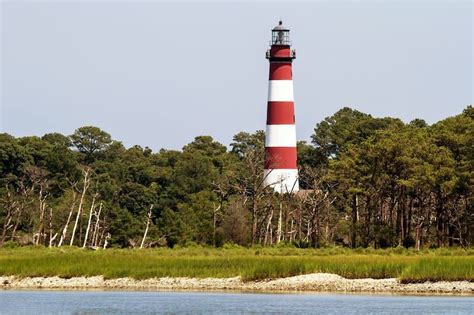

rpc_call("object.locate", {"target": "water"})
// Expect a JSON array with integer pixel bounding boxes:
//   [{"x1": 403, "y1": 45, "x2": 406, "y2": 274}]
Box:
[{"x1": 0, "y1": 290, "x2": 472, "y2": 314}]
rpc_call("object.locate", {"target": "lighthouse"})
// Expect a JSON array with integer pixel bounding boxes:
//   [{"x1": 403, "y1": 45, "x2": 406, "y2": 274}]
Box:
[{"x1": 264, "y1": 20, "x2": 299, "y2": 193}]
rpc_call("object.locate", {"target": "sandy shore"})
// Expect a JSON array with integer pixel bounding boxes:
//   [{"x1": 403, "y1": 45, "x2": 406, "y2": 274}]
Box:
[{"x1": 1, "y1": 274, "x2": 473, "y2": 295}]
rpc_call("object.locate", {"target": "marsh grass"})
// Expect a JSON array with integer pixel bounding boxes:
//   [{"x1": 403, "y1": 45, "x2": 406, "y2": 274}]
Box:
[
  {"x1": 399, "y1": 256, "x2": 474, "y2": 283},
  {"x1": 0, "y1": 247, "x2": 472, "y2": 283}
]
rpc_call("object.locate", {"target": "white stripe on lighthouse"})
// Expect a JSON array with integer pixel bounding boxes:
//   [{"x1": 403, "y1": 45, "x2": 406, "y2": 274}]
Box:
[
  {"x1": 264, "y1": 169, "x2": 299, "y2": 193},
  {"x1": 268, "y1": 80, "x2": 294, "y2": 102},
  {"x1": 265, "y1": 124, "x2": 297, "y2": 147}
]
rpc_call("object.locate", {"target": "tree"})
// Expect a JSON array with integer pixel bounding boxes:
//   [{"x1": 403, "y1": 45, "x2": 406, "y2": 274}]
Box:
[
  {"x1": 70, "y1": 126, "x2": 112, "y2": 163},
  {"x1": 311, "y1": 107, "x2": 403, "y2": 159},
  {"x1": 0, "y1": 134, "x2": 31, "y2": 186}
]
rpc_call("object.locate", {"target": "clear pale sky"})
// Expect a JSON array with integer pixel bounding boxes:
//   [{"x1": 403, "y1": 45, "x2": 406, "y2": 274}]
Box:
[{"x1": 1, "y1": 1, "x2": 472, "y2": 150}]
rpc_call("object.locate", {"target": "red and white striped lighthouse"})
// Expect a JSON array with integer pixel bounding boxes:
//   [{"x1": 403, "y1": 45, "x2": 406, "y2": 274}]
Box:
[{"x1": 264, "y1": 20, "x2": 299, "y2": 193}]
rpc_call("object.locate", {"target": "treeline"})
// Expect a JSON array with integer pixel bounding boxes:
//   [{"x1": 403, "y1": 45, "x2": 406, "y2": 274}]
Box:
[{"x1": 0, "y1": 107, "x2": 472, "y2": 249}]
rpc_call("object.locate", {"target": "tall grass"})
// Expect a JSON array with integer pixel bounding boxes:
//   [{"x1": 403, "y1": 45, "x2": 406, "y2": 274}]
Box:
[
  {"x1": 0, "y1": 247, "x2": 472, "y2": 283},
  {"x1": 399, "y1": 257, "x2": 474, "y2": 283}
]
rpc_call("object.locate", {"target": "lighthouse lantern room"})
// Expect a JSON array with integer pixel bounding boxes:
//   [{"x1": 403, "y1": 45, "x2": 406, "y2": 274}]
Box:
[{"x1": 271, "y1": 21, "x2": 290, "y2": 45}]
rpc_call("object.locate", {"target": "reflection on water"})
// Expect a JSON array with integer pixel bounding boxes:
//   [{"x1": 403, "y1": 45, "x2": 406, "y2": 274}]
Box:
[{"x1": 0, "y1": 290, "x2": 473, "y2": 314}]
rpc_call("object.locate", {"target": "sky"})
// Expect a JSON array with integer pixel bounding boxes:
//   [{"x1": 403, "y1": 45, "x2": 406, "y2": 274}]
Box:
[{"x1": 1, "y1": 1, "x2": 472, "y2": 151}]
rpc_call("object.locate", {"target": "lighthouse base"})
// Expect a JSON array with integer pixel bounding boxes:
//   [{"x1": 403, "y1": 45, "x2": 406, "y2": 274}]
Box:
[{"x1": 264, "y1": 169, "x2": 299, "y2": 193}]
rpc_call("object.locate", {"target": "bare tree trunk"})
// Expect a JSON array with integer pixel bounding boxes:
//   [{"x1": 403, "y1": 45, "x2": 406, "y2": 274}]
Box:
[
  {"x1": 103, "y1": 233, "x2": 111, "y2": 249},
  {"x1": 35, "y1": 185, "x2": 48, "y2": 246},
  {"x1": 48, "y1": 207, "x2": 58, "y2": 247},
  {"x1": 140, "y1": 204, "x2": 153, "y2": 249},
  {"x1": 98, "y1": 227, "x2": 106, "y2": 248},
  {"x1": 269, "y1": 221, "x2": 273, "y2": 244},
  {"x1": 49, "y1": 233, "x2": 58, "y2": 248},
  {"x1": 10, "y1": 207, "x2": 22, "y2": 242},
  {"x1": 283, "y1": 199, "x2": 289, "y2": 242},
  {"x1": 306, "y1": 221, "x2": 311, "y2": 241},
  {"x1": 289, "y1": 219, "x2": 294, "y2": 242},
  {"x1": 70, "y1": 168, "x2": 91, "y2": 246},
  {"x1": 35, "y1": 199, "x2": 47, "y2": 246},
  {"x1": 93, "y1": 223, "x2": 100, "y2": 247},
  {"x1": 264, "y1": 206, "x2": 273, "y2": 245},
  {"x1": 58, "y1": 191, "x2": 77, "y2": 247},
  {"x1": 276, "y1": 201, "x2": 283, "y2": 244},
  {"x1": 91, "y1": 202, "x2": 103, "y2": 247},
  {"x1": 82, "y1": 194, "x2": 98, "y2": 248}
]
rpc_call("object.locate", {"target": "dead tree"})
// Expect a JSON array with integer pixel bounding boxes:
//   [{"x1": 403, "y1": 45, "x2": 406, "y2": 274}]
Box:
[
  {"x1": 48, "y1": 207, "x2": 58, "y2": 247},
  {"x1": 95, "y1": 207, "x2": 111, "y2": 248},
  {"x1": 70, "y1": 167, "x2": 91, "y2": 246},
  {"x1": 82, "y1": 192, "x2": 98, "y2": 248},
  {"x1": 276, "y1": 200, "x2": 283, "y2": 244},
  {"x1": 232, "y1": 147, "x2": 273, "y2": 245},
  {"x1": 35, "y1": 183, "x2": 49, "y2": 246},
  {"x1": 299, "y1": 166, "x2": 336, "y2": 247},
  {"x1": 10, "y1": 180, "x2": 35, "y2": 242},
  {"x1": 140, "y1": 204, "x2": 154, "y2": 249},
  {"x1": 103, "y1": 233, "x2": 111, "y2": 249},
  {"x1": 17, "y1": 166, "x2": 51, "y2": 246},
  {"x1": 58, "y1": 189, "x2": 78, "y2": 247},
  {"x1": 0, "y1": 186, "x2": 18, "y2": 246},
  {"x1": 263, "y1": 204, "x2": 274, "y2": 245},
  {"x1": 91, "y1": 202, "x2": 103, "y2": 247}
]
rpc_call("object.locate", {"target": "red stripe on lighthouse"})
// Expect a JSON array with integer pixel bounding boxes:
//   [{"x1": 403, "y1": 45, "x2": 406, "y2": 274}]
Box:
[
  {"x1": 265, "y1": 147, "x2": 298, "y2": 169},
  {"x1": 270, "y1": 46, "x2": 292, "y2": 58},
  {"x1": 267, "y1": 101, "x2": 295, "y2": 124},
  {"x1": 269, "y1": 63, "x2": 292, "y2": 80}
]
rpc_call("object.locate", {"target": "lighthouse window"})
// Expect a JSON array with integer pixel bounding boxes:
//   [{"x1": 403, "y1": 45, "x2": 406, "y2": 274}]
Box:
[{"x1": 272, "y1": 30, "x2": 290, "y2": 45}]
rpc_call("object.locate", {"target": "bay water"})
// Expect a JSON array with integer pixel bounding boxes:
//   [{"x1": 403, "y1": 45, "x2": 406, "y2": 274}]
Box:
[{"x1": 0, "y1": 290, "x2": 473, "y2": 314}]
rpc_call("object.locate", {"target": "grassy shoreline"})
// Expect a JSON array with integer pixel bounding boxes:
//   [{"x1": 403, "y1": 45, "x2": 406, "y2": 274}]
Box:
[{"x1": 1, "y1": 247, "x2": 473, "y2": 283}]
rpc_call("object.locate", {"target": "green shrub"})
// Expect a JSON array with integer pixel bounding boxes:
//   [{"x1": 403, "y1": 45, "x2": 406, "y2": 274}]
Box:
[
  {"x1": 1, "y1": 241, "x2": 19, "y2": 249},
  {"x1": 222, "y1": 242, "x2": 242, "y2": 250}
]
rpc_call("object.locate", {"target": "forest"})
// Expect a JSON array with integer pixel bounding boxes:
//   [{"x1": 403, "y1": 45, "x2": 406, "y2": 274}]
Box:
[{"x1": 0, "y1": 106, "x2": 472, "y2": 249}]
